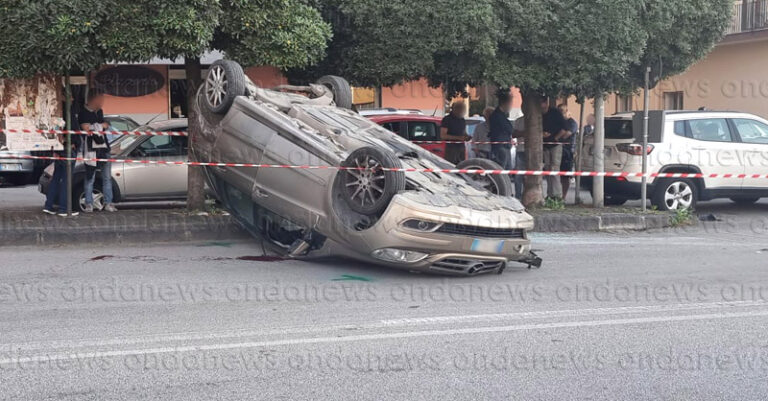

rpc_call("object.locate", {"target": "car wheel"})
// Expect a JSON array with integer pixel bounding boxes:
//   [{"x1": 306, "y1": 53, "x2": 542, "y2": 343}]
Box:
[
  {"x1": 204, "y1": 60, "x2": 247, "y2": 115},
  {"x1": 605, "y1": 196, "x2": 628, "y2": 206},
  {"x1": 730, "y1": 197, "x2": 760, "y2": 205},
  {"x1": 74, "y1": 184, "x2": 105, "y2": 212},
  {"x1": 456, "y1": 158, "x2": 513, "y2": 197},
  {"x1": 339, "y1": 146, "x2": 406, "y2": 216},
  {"x1": 652, "y1": 178, "x2": 697, "y2": 211},
  {"x1": 316, "y1": 75, "x2": 352, "y2": 110}
]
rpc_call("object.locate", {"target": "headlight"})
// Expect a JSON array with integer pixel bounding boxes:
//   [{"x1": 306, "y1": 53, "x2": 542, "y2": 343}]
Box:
[
  {"x1": 371, "y1": 248, "x2": 429, "y2": 264},
  {"x1": 402, "y1": 219, "x2": 441, "y2": 232}
]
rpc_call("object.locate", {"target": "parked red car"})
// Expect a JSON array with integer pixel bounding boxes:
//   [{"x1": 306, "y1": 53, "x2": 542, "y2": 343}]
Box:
[{"x1": 366, "y1": 113, "x2": 465, "y2": 160}]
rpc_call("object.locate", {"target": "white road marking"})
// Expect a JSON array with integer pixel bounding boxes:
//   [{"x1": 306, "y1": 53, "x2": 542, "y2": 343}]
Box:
[
  {"x1": 3, "y1": 308, "x2": 768, "y2": 366},
  {"x1": 7, "y1": 300, "x2": 766, "y2": 352}
]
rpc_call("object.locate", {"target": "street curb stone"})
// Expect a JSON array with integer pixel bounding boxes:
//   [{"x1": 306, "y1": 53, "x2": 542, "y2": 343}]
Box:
[{"x1": 0, "y1": 209, "x2": 674, "y2": 246}]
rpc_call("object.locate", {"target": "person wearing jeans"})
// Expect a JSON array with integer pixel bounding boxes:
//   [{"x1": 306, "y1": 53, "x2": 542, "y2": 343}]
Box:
[
  {"x1": 541, "y1": 98, "x2": 569, "y2": 200},
  {"x1": 84, "y1": 161, "x2": 113, "y2": 211},
  {"x1": 79, "y1": 90, "x2": 117, "y2": 212}
]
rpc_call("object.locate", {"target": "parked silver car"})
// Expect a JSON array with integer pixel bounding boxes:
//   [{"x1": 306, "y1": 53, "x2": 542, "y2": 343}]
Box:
[
  {"x1": 194, "y1": 60, "x2": 540, "y2": 275},
  {"x1": 39, "y1": 119, "x2": 188, "y2": 211}
]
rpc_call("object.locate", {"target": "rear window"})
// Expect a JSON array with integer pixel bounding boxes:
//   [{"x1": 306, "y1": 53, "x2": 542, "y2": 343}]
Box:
[{"x1": 605, "y1": 119, "x2": 633, "y2": 139}]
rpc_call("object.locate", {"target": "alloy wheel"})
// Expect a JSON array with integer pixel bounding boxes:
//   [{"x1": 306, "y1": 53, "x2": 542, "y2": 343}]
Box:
[
  {"x1": 344, "y1": 156, "x2": 387, "y2": 208},
  {"x1": 206, "y1": 65, "x2": 228, "y2": 108},
  {"x1": 663, "y1": 181, "x2": 694, "y2": 210}
]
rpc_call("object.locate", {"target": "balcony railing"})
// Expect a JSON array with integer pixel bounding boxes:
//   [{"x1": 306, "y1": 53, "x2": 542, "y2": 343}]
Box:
[{"x1": 727, "y1": 0, "x2": 768, "y2": 34}]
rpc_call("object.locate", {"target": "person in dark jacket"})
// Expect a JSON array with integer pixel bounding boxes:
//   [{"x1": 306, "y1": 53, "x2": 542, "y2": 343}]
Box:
[
  {"x1": 43, "y1": 109, "x2": 82, "y2": 216},
  {"x1": 488, "y1": 92, "x2": 516, "y2": 170},
  {"x1": 558, "y1": 104, "x2": 578, "y2": 200},
  {"x1": 440, "y1": 102, "x2": 469, "y2": 164},
  {"x1": 79, "y1": 90, "x2": 116, "y2": 213}
]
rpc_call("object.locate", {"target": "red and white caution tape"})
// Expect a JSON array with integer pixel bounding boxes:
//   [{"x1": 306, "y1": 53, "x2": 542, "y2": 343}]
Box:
[
  {"x1": 5, "y1": 153, "x2": 768, "y2": 180},
  {"x1": 0, "y1": 129, "x2": 188, "y2": 137}
]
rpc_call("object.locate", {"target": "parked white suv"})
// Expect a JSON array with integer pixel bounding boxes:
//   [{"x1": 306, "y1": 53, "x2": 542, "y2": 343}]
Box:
[{"x1": 586, "y1": 110, "x2": 768, "y2": 211}]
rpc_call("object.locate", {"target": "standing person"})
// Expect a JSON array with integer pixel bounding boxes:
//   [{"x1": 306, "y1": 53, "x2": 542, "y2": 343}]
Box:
[
  {"x1": 43, "y1": 109, "x2": 82, "y2": 217},
  {"x1": 542, "y1": 98, "x2": 569, "y2": 200},
  {"x1": 79, "y1": 90, "x2": 117, "y2": 213},
  {"x1": 440, "y1": 102, "x2": 469, "y2": 164},
  {"x1": 489, "y1": 92, "x2": 516, "y2": 170},
  {"x1": 558, "y1": 104, "x2": 578, "y2": 200},
  {"x1": 513, "y1": 117, "x2": 526, "y2": 200},
  {"x1": 471, "y1": 107, "x2": 495, "y2": 159}
]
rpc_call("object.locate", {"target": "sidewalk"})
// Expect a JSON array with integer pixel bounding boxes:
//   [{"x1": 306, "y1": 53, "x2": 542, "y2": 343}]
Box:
[{"x1": 0, "y1": 206, "x2": 674, "y2": 247}]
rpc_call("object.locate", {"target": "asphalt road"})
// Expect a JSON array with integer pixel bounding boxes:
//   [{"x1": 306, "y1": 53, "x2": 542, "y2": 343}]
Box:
[{"x1": 2, "y1": 217, "x2": 768, "y2": 400}]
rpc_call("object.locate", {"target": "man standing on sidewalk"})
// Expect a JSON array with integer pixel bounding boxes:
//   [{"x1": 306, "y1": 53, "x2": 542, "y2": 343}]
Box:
[
  {"x1": 43, "y1": 123, "x2": 82, "y2": 217},
  {"x1": 79, "y1": 90, "x2": 117, "y2": 213},
  {"x1": 541, "y1": 98, "x2": 568, "y2": 200},
  {"x1": 558, "y1": 104, "x2": 578, "y2": 200},
  {"x1": 489, "y1": 92, "x2": 515, "y2": 170},
  {"x1": 440, "y1": 102, "x2": 470, "y2": 164}
]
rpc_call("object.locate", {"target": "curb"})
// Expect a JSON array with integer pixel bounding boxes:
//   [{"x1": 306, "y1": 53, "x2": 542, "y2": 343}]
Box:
[
  {"x1": 532, "y1": 213, "x2": 672, "y2": 233},
  {"x1": 0, "y1": 209, "x2": 672, "y2": 247},
  {"x1": 0, "y1": 210, "x2": 249, "y2": 247}
]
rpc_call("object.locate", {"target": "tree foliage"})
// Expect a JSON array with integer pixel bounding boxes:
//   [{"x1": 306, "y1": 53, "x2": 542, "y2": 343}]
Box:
[
  {"x1": 0, "y1": 0, "x2": 331, "y2": 78},
  {"x1": 286, "y1": 0, "x2": 498, "y2": 90}
]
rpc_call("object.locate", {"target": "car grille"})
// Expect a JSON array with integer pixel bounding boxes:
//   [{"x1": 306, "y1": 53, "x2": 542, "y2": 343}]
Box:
[
  {"x1": 436, "y1": 223, "x2": 525, "y2": 239},
  {"x1": 431, "y1": 258, "x2": 505, "y2": 275}
]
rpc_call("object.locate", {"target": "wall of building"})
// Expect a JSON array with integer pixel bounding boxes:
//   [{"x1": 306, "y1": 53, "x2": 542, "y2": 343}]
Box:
[
  {"x1": 100, "y1": 65, "x2": 170, "y2": 125},
  {"x1": 561, "y1": 37, "x2": 768, "y2": 124},
  {"x1": 381, "y1": 78, "x2": 445, "y2": 115}
]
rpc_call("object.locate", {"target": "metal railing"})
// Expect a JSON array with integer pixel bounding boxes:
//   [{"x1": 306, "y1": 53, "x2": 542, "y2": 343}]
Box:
[{"x1": 726, "y1": 0, "x2": 768, "y2": 34}]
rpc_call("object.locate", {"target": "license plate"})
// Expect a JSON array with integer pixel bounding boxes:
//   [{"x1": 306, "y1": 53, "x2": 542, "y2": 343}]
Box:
[
  {"x1": 471, "y1": 239, "x2": 505, "y2": 254},
  {"x1": 0, "y1": 163, "x2": 22, "y2": 171}
]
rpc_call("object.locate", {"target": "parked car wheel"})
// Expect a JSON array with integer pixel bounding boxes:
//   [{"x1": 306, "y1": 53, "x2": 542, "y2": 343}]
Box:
[
  {"x1": 730, "y1": 197, "x2": 760, "y2": 205},
  {"x1": 316, "y1": 75, "x2": 352, "y2": 110},
  {"x1": 456, "y1": 158, "x2": 513, "y2": 197},
  {"x1": 74, "y1": 183, "x2": 105, "y2": 212},
  {"x1": 204, "y1": 60, "x2": 247, "y2": 115},
  {"x1": 339, "y1": 146, "x2": 406, "y2": 216},
  {"x1": 652, "y1": 178, "x2": 698, "y2": 211}
]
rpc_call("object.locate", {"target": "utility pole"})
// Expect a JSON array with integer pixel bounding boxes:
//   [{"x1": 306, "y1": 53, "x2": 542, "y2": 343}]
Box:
[
  {"x1": 641, "y1": 66, "x2": 651, "y2": 212},
  {"x1": 592, "y1": 95, "x2": 605, "y2": 208}
]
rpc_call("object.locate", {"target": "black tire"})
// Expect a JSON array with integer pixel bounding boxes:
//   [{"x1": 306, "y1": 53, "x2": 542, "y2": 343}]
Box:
[
  {"x1": 652, "y1": 178, "x2": 698, "y2": 211},
  {"x1": 339, "y1": 146, "x2": 406, "y2": 216},
  {"x1": 730, "y1": 197, "x2": 760, "y2": 205},
  {"x1": 317, "y1": 75, "x2": 352, "y2": 110},
  {"x1": 456, "y1": 158, "x2": 513, "y2": 197},
  {"x1": 605, "y1": 196, "x2": 628, "y2": 206},
  {"x1": 204, "y1": 60, "x2": 247, "y2": 115}
]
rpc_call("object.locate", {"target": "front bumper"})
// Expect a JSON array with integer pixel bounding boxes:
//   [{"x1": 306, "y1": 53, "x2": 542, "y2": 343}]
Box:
[{"x1": 328, "y1": 193, "x2": 538, "y2": 276}]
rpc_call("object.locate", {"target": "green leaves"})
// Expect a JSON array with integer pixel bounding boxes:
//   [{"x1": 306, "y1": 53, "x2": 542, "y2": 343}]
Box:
[{"x1": 0, "y1": 0, "x2": 330, "y2": 77}]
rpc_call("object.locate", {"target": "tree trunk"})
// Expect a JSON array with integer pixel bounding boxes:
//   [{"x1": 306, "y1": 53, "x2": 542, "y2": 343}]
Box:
[
  {"x1": 592, "y1": 94, "x2": 605, "y2": 208},
  {"x1": 521, "y1": 91, "x2": 544, "y2": 207},
  {"x1": 185, "y1": 57, "x2": 206, "y2": 211}
]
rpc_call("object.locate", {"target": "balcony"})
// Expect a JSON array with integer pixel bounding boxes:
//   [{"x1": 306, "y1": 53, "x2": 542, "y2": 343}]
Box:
[{"x1": 726, "y1": 0, "x2": 768, "y2": 35}]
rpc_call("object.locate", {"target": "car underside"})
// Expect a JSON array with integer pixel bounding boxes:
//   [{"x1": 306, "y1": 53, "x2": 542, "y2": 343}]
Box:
[{"x1": 193, "y1": 60, "x2": 541, "y2": 276}]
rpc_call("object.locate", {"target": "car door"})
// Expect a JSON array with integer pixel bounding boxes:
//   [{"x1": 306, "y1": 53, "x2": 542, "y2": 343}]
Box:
[
  {"x1": 681, "y1": 118, "x2": 745, "y2": 190},
  {"x1": 405, "y1": 120, "x2": 445, "y2": 158},
  {"x1": 730, "y1": 117, "x2": 768, "y2": 189},
  {"x1": 122, "y1": 135, "x2": 188, "y2": 198}
]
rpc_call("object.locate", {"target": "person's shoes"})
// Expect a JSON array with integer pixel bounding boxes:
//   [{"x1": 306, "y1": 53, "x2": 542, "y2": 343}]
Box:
[
  {"x1": 57, "y1": 211, "x2": 79, "y2": 217},
  {"x1": 43, "y1": 208, "x2": 56, "y2": 215},
  {"x1": 84, "y1": 204, "x2": 94, "y2": 213},
  {"x1": 104, "y1": 204, "x2": 118, "y2": 212}
]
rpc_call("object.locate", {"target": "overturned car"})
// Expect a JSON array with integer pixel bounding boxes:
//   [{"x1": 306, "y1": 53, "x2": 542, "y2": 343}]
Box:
[{"x1": 193, "y1": 60, "x2": 540, "y2": 276}]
